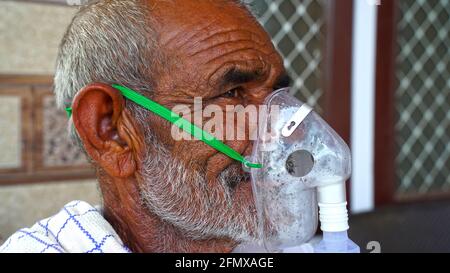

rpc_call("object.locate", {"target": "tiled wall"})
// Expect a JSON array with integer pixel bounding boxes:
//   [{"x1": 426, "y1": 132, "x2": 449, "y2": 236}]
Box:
[
  {"x1": 0, "y1": 2, "x2": 100, "y2": 244},
  {"x1": 394, "y1": 0, "x2": 450, "y2": 197},
  {"x1": 0, "y1": 2, "x2": 76, "y2": 74},
  {"x1": 0, "y1": 96, "x2": 21, "y2": 169}
]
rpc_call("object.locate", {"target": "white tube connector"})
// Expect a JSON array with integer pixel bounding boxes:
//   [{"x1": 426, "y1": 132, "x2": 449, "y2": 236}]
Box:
[
  {"x1": 317, "y1": 182, "x2": 349, "y2": 232},
  {"x1": 315, "y1": 181, "x2": 360, "y2": 253},
  {"x1": 318, "y1": 202, "x2": 349, "y2": 232}
]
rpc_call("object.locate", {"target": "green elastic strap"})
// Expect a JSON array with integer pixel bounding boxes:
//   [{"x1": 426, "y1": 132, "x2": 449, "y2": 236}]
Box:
[{"x1": 65, "y1": 84, "x2": 262, "y2": 169}]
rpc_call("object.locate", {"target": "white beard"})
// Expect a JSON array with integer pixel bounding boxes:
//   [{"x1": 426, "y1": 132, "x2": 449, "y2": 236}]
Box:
[{"x1": 137, "y1": 137, "x2": 258, "y2": 243}]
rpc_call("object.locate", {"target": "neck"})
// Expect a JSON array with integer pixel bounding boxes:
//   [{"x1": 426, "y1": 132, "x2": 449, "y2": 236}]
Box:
[{"x1": 99, "y1": 175, "x2": 237, "y2": 253}]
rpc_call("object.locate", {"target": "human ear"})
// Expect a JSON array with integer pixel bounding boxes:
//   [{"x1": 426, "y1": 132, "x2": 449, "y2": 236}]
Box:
[{"x1": 71, "y1": 83, "x2": 142, "y2": 178}]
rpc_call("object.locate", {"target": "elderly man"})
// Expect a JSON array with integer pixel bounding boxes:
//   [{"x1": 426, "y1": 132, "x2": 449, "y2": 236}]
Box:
[{"x1": 1, "y1": 0, "x2": 291, "y2": 253}]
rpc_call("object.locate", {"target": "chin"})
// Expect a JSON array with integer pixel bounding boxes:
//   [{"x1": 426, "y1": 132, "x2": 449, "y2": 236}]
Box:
[{"x1": 229, "y1": 180, "x2": 259, "y2": 241}]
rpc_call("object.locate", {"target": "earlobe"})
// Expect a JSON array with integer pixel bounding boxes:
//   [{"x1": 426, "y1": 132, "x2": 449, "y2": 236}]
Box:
[{"x1": 72, "y1": 83, "x2": 138, "y2": 178}]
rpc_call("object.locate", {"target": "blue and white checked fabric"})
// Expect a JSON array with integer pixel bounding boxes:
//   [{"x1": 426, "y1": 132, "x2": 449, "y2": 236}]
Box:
[{"x1": 0, "y1": 200, "x2": 131, "y2": 253}]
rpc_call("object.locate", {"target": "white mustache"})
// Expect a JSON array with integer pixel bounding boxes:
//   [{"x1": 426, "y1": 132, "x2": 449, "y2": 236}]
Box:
[{"x1": 219, "y1": 163, "x2": 250, "y2": 192}]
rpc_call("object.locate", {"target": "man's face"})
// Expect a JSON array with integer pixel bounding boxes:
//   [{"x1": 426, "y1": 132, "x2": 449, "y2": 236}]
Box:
[{"x1": 136, "y1": 0, "x2": 288, "y2": 242}]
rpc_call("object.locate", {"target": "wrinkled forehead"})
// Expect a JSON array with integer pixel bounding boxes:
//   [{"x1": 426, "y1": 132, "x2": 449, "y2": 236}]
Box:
[
  {"x1": 154, "y1": 1, "x2": 269, "y2": 42},
  {"x1": 150, "y1": 0, "x2": 281, "y2": 85}
]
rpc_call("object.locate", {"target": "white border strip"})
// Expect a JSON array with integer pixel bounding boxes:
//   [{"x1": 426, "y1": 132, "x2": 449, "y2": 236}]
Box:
[{"x1": 350, "y1": 0, "x2": 379, "y2": 213}]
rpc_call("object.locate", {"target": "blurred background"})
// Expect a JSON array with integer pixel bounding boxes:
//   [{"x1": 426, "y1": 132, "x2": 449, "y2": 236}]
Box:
[{"x1": 0, "y1": 0, "x2": 449, "y2": 252}]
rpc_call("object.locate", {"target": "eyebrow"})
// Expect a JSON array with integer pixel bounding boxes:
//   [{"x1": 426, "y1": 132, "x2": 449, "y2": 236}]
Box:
[
  {"x1": 216, "y1": 67, "x2": 292, "y2": 92},
  {"x1": 220, "y1": 67, "x2": 264, "y2": 89}
]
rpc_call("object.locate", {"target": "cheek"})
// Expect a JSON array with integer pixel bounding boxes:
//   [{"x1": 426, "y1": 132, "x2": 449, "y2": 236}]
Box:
[
  {"x1": 172, "y1": 139, "x2": 217, "y2": 171},
  {"x1": 147, "y1": 115, "x2": 176, "y2": 148}
]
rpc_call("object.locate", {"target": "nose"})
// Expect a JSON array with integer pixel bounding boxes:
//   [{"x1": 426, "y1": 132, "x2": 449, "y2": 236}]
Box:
[
  {"x1": 245, "y1": 88, "x2": 275, "y2": 106},
  {"x1": 242, "y1": 140, "x2": 254, "y2": 158}
]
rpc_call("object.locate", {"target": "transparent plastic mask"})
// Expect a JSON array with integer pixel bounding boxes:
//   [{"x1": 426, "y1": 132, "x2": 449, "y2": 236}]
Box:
[{"x1": 248, "y1": 88, "x2": 352, "y2": 252}]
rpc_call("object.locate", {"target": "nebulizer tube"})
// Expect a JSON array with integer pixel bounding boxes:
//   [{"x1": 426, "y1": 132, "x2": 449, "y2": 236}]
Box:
[
  {"x1": 246, "y1": 88, "x2": 360, "y2": 253},
  {"x1": 315, "y1": 183, "x2": 360, "y2": 253}
]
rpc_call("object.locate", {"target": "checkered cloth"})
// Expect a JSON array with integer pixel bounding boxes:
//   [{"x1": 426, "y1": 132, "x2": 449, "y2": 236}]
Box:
[{"x1": 0, "y1": 200, "x2": 130, "y2": 253}]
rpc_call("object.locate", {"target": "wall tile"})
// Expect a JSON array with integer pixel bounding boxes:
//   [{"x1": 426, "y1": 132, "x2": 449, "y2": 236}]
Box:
[{"x1": 0, "y1": 96, "x2": 21, "y2": 169}]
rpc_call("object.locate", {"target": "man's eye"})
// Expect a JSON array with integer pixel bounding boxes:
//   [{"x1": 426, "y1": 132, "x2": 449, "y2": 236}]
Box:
[
  {"x1": 273, "y1": 74, "x2": 292, "y2": 90},
  {"x1": 221, "y1": 88, "x2": 241, "y2": 98}
]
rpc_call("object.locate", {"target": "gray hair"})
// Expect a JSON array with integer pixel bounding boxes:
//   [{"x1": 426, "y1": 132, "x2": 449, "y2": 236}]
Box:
[
  {"x1": 54, "y1": 0, "x2": 256, "y2": 151},
  {"x1": 54, "y1": 0, "x2": 161, "y2": 149}
]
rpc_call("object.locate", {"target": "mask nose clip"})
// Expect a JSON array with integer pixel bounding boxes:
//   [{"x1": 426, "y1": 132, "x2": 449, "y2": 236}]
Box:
[{"x1": 281, "y1": 104, "x2": 313, "y2": 137}]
